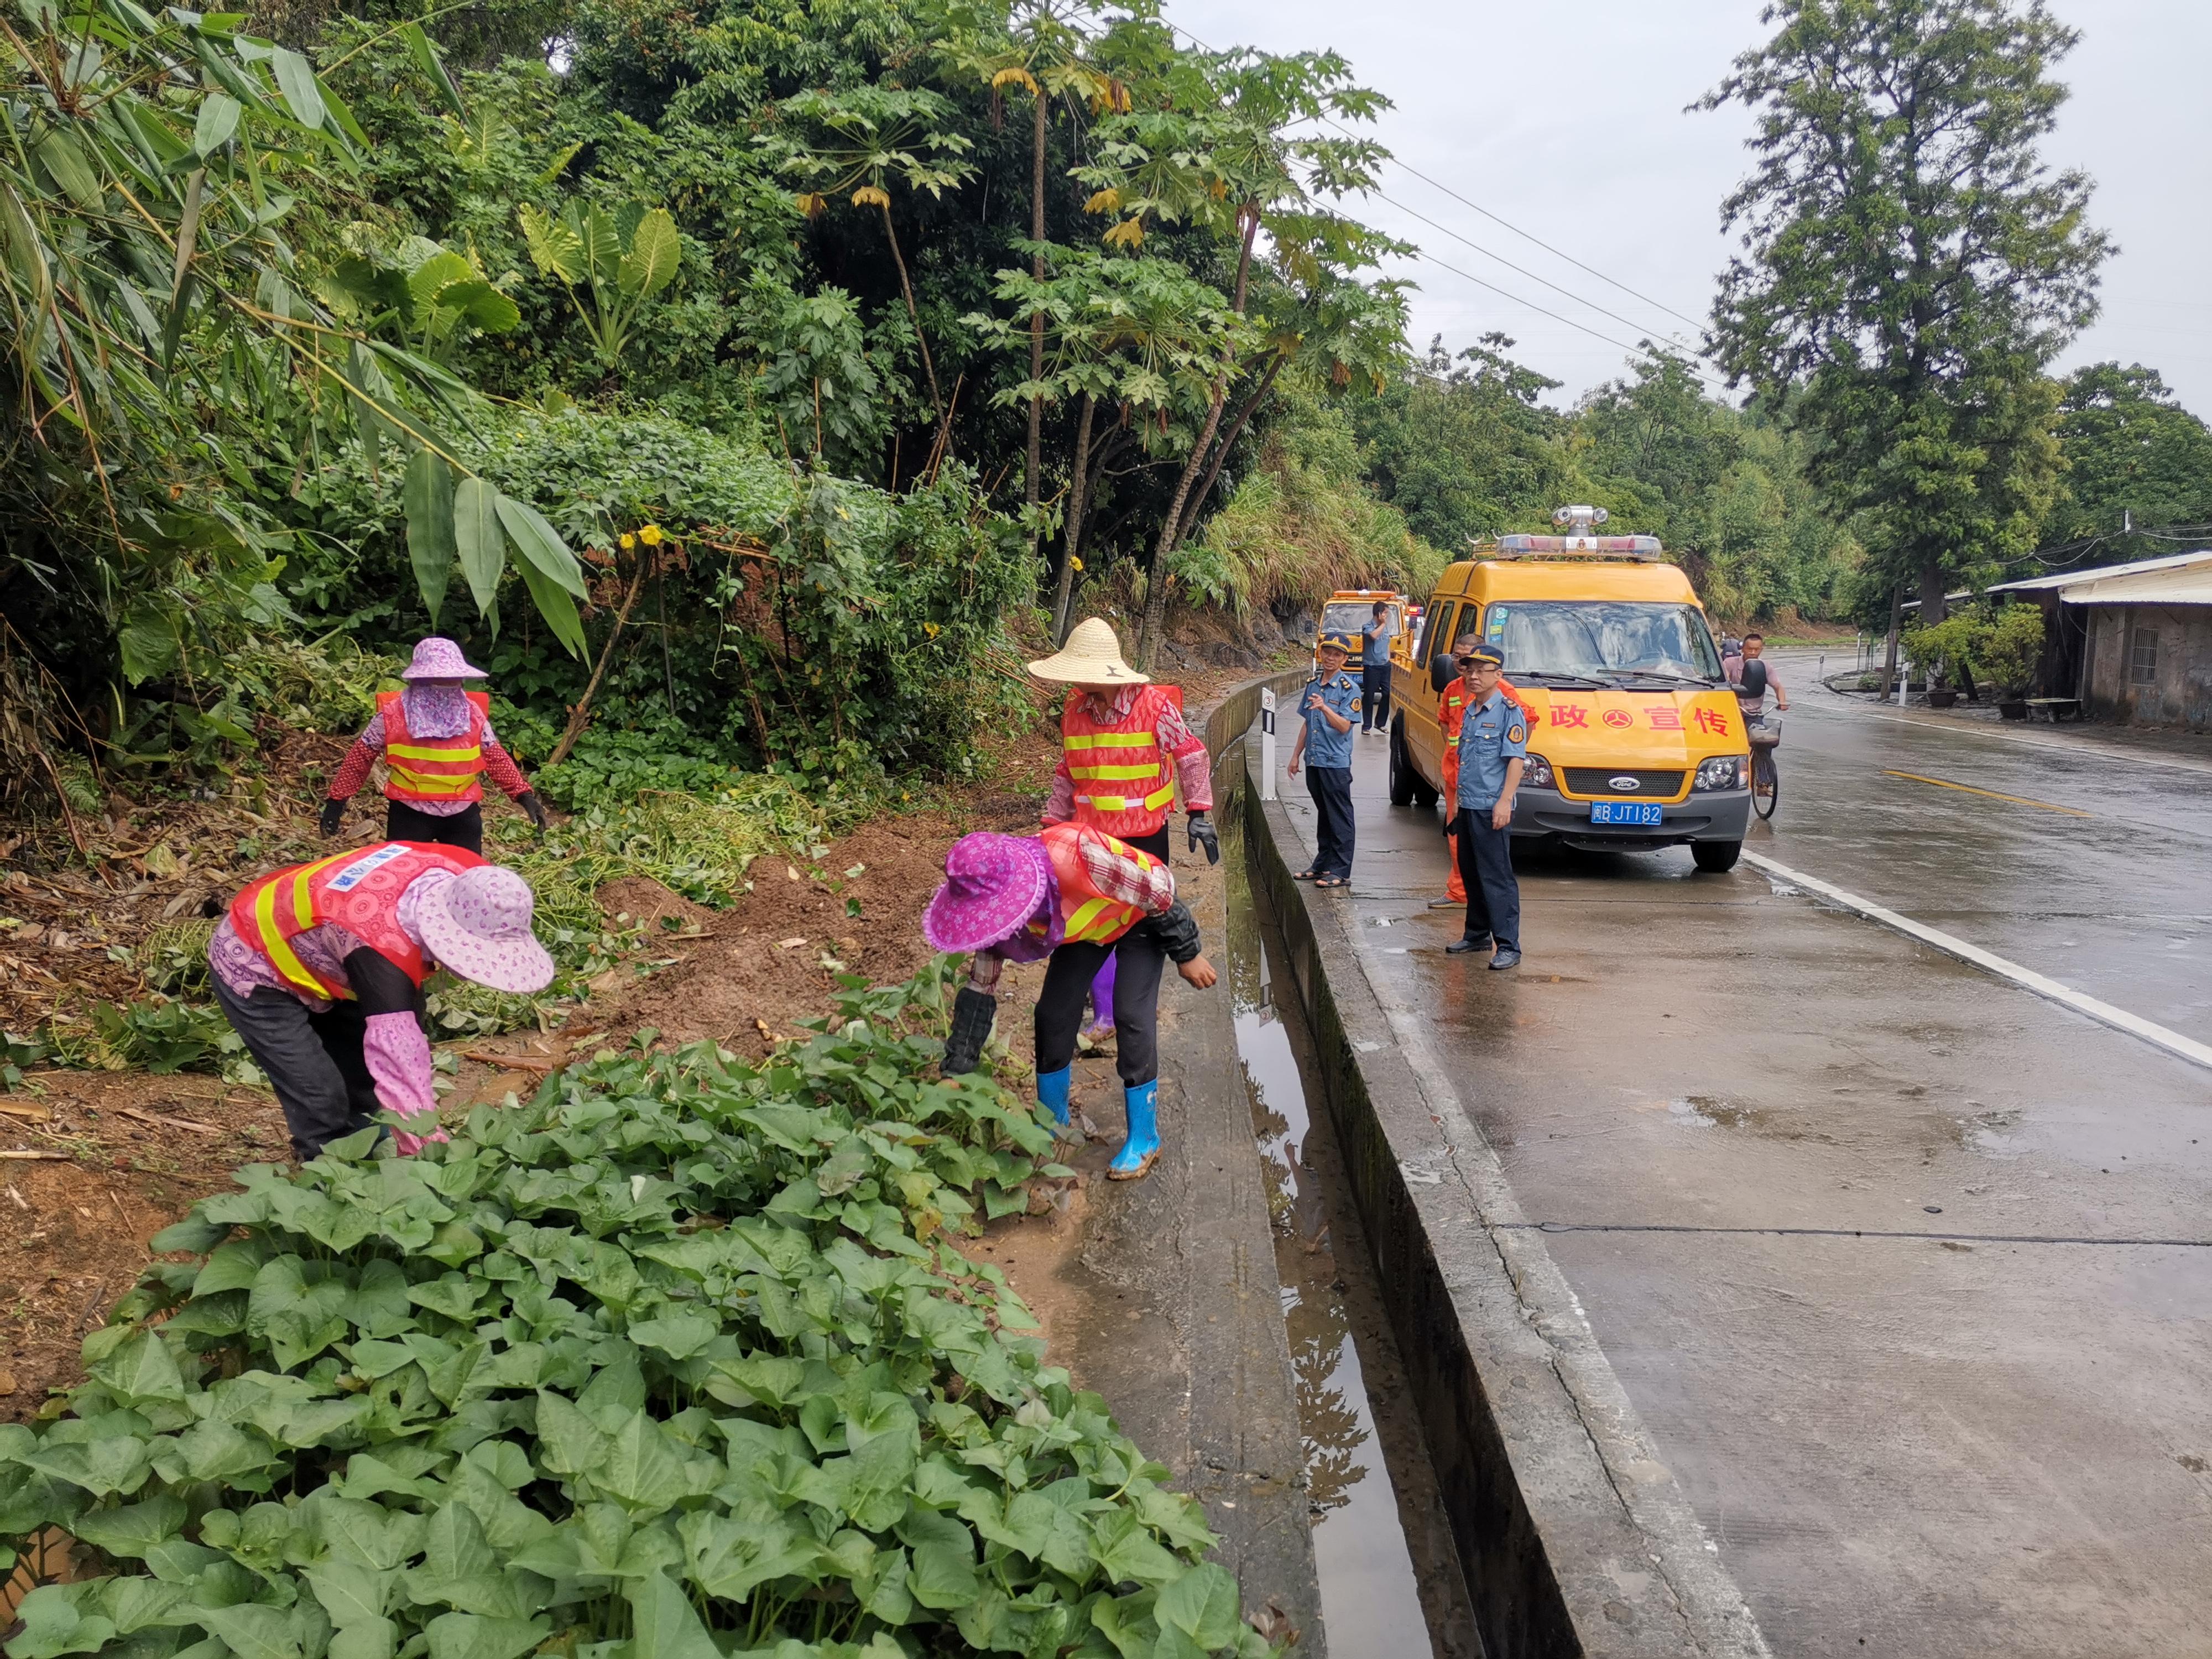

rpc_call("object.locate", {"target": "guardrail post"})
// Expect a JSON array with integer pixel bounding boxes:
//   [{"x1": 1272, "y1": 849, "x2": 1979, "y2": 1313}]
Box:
[{"x1": 1259, "y1": 688, "x2": 1277, "y2": 801}]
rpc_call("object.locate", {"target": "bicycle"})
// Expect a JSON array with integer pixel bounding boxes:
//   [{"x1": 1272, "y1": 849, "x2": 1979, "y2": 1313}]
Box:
[{"x1": 1747, "y1": 711, "x2": 1781, "y2": 821}]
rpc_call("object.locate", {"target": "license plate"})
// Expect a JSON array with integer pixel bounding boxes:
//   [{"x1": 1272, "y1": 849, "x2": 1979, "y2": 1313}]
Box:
[{"x1": 1589, "y1": 801, "x2": 1664, "y2": 826}]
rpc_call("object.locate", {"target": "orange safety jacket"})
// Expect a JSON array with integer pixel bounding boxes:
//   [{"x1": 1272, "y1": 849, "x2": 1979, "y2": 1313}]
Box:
[
  {"x1": 378, "y1": 690, "x2": 491, "y2": 805},
  {"x1": 1061, "y1": 685, "x2": 1179, "y2": 840},
  {"x1": 229, "y1": 842, "x2": 482, "y2": 1001},
  {"x1": 1028, "y1": 822, "x2": 1162, "y2": 948}
]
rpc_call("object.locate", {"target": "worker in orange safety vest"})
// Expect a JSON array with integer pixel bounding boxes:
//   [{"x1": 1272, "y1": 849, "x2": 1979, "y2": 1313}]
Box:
[
  {"x1": 927, "y1": 821, "x2": 1217, "y2": 1181},
  {"x1": 1026, "y1": 617, "x2": 1217, "y2": 1061},
  {"x1": 206, "y1": 842, "x2": 554, "y2": 1163},
  {"x1": 320, "y1": 637, "x2": 547, "y2": 855}
]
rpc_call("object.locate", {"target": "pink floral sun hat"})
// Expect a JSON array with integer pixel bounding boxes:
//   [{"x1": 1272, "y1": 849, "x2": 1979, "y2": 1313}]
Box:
[
  {"x1": 922, "y1": 833, "x2": 1053, "y2": 954},
  {"x1": 419, "y1": 866, "x2": 554, "y2": 994},
  {"x1": 400, "y1": 637, "x2": 489, "y2": 681}
]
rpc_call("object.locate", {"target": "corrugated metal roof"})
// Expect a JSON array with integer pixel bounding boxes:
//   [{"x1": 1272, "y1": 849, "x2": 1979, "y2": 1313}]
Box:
[{"x1": 1988, "y1": 549, "x2": 2212, "y2": 597}]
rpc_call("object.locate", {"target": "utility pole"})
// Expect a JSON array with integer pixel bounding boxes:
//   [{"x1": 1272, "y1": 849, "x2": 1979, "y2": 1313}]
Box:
[{"x1": 1881, "y1": 588, "x2": 1901, "y2": 701}]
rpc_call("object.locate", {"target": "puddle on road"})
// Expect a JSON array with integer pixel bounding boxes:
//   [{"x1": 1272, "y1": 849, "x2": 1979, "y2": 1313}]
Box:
[{"x1": 1222, "y1": 812, "x2": 1483, "y2": 1658}]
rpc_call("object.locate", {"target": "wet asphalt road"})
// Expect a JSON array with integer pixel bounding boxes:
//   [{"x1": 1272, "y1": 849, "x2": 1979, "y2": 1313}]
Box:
[
  {"x1": 1265, "y1": 669, "x2": 2212, "y2": 1658},
  {"x1": 1760, "y1": 651, "x2": 2212, "y2": 1042}
]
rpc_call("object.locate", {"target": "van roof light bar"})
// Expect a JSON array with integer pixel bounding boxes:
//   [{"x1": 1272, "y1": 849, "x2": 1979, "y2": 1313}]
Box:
[{"x1": 1486, "y1": 533, "x2": 1666, "y2": 560}]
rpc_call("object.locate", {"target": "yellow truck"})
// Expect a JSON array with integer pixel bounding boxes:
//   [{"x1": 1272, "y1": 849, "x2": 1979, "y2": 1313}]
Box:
[{"x1": 1387, "y1": 510, "x2": 1752, "y2": 871}]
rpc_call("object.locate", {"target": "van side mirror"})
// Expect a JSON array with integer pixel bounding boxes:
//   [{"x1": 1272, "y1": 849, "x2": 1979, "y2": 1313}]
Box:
[{"x1": 1430, "y1": 658, "x2": 1454, "y2": 694}]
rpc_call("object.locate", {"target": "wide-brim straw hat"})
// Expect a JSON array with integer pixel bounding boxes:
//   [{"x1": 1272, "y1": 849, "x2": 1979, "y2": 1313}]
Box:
[
  {"x1": 1025, "y1": 617, "x2": 1148, "y2": 686},
  {"x1": 922, "y1": 833, "x2": 1053, "y2": 954},
  {"x1": 418, "y1": 865, "x2": 554, "y2": 994},
  {"x1": 400, "y1": 637, "x2": 489, "y2": 681}
]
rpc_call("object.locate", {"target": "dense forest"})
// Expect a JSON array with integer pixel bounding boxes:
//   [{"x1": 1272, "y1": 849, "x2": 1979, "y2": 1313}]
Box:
[{"x1": 2, "y1": 0, "x2": 2209, "y2": 822}]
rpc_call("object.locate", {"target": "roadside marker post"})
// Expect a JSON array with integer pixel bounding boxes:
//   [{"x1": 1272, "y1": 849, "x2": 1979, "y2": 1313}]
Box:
[{"x1": 1259, "y1": 688, "x2": 1277, "y2": 801}]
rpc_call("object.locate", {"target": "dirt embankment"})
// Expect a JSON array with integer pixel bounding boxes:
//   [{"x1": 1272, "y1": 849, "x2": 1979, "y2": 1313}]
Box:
[{"x1": 0, "y1": 648, "x2": 1272, "y2": 1421}]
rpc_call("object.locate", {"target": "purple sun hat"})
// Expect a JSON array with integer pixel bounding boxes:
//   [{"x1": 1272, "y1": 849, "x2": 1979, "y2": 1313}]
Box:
[
  {"x1": 922, "y1": 833, "x2": 1053, "y2": 954},
  {"x1": 400, "y1": 637, "x2": 489, "y2": 681},
  {"x1": 418, "y1": 866, "x2": 555, "y2": 994}
]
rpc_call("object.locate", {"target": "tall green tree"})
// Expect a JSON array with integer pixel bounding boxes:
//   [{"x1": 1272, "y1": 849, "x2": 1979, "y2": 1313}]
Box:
[
  {"x1": 2047, "y1": 362, "x2": 2212, "y2": 557},
  {"x1": 1701, "y1": 0, "x2": 2109, "y2": 622}
]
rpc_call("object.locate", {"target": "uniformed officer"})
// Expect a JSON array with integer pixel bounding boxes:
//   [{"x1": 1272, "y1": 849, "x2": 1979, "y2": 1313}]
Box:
[
  {"x1": 1446, "y1": 644, "x2": 1525, "y2": 968},
  {"x1": 1287, "y1": 633, "x2": 1362, "y2": 888}
]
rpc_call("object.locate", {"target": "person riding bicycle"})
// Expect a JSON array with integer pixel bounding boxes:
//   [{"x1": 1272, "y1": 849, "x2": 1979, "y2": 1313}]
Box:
[{"x1": 1726, "y1": 633, "x2": 1788, "y2": 796}]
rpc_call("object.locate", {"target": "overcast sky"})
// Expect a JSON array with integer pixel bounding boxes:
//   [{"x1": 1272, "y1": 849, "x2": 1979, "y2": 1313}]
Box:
[{"x1": 1167, "y1": 0, "x2": 2212, "y2": 416}]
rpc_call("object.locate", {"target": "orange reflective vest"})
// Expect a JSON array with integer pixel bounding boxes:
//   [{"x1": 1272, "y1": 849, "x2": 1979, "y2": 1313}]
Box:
[
  {"x1": 229, "y1": 842, "x2": 482, "y2": 1000},
  {"x1": 378, "y1": 690, "x2": 491, "y2": 805},
  {"x1": 1029, "y1": 822, "x2": 1162, "y2": 948},
  {"x1": 1062, "y1": 685, "x2": 1178, "y2": 839}
]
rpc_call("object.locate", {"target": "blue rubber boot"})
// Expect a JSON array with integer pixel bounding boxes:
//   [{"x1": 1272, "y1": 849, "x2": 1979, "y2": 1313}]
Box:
[
  {"x1": 1108, "y1": 1081, "x2": 1161, "y2": 1181},
  {"x1": 1036, "y1": 1065, "x2": 1073, "y2": 1128}
]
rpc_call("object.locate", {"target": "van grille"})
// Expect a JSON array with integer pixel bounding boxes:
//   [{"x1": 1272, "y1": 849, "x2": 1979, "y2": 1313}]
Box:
[{"x1": 1563, "y1": 768, "x2": 1684, "y2": 798}]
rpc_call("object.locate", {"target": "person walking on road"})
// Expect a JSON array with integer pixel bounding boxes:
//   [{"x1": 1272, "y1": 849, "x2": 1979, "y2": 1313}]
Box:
[
  {"x1": 321, "y1": 638, "x2": 547, "y2": 855},
  {"x1": 1288, "y1": 634, "x2": 1361, "y2": 888},
  {"x1": 1429, "y1": 629, "x2": 1481, "y2": 912},
  {"x1": 1360, "y1": 601, "x2": 1393, "y2": 733},
  {"x1": 207, "y1": 842, "x2": 554, "y2": 1164},
  {"x1": 1446, "y1": 645, "x2": 1526, "y2": 968},
  {"x1": 928, "y1": 822, "x2": 1217, "y2": 1181}
]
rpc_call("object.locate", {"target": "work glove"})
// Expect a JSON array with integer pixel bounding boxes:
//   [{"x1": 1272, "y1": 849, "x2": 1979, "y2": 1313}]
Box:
[
  {"x1": 942, "y1": 986, "x2": 998, "y2": 1076},
  {"x1": 1186, "y1": 810, "x2": 1220, "y2": 865},
  {"x1": 519, "y1": 790, "x2": 549, "y2": 832},
  {"x1": 317, "y1": 798, "x2": 345, "y2": 837}
]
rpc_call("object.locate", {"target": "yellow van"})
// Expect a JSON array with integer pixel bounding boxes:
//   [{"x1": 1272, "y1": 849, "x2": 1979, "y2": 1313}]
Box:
[
  {"x1": 1388, "y1": 510, "x2": 1752, "y2": 870},
  {"x1": 1314, "y1": 589, "x2": 1402, "y2": 670}
]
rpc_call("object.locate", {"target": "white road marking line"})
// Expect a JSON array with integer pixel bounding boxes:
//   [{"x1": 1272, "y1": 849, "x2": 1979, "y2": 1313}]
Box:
[
  {"x1": 1743, "y1": 851, "x2": 2212, "y2": 1075},
  {"x1": 1801, "y1": 685, "x2": 2212, "y2": 779}
]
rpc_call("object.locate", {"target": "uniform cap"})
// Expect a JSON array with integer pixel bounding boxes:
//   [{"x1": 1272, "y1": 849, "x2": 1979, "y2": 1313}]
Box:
[
  {"x1": 1317, "y1": 633, "x2": 1358, "y2": 655},
  {"x1": 1459, "y1": 644, "x2": 1505, "y2": 667}
]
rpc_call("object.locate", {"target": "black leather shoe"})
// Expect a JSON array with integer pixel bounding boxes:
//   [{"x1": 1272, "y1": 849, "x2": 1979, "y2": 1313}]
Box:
[
  {"x1": 1488, "y1": 947, "x2": 1522, "y2": 971},
  {"x1": 1445, "y1": 934, "x2": 1493, "y2": 955}
]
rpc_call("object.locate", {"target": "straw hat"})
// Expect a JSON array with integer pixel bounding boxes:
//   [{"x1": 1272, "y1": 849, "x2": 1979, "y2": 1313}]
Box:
[
  {"x1": 1025, "y1": 618, "x2": 1149, "y2": 686},
  {"x1": 418, "y1": 866, "x2": 554, "y2": 994}
]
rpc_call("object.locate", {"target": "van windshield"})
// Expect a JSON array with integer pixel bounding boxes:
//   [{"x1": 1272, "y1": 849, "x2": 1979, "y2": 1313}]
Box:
[{"x1": 1482, "y1": 601, "x2": 1723, "y2": 684}]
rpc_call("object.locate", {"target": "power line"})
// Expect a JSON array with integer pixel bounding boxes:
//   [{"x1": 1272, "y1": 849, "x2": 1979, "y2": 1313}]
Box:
[
  {"x1": 1374, "y1": 188, "x2": 1713, "y2": 364},
  {"x1": 1400, "y1": 244, "x2": 1735, "y2": 394},
  {"x1": 1375, "y1": 150, "x2": 1712, "y2": 336}
]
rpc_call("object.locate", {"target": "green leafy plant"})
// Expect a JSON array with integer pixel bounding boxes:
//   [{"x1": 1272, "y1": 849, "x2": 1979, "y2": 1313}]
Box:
[
  {"x1": 0, "y1": 969, "x2": 1280, "y2": 1658},
  {"x1": 519, "y1": 199, "x2": 685, "y2": 375}
]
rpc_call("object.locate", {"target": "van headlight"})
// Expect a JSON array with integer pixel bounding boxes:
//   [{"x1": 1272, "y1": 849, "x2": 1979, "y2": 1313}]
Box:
[
  {"x1": 1520, "y1": 753, "x2": 1554, "y2": 789},
  {"x1": 1694, "y1": 755, "x2": 1747, "y2": 791}
]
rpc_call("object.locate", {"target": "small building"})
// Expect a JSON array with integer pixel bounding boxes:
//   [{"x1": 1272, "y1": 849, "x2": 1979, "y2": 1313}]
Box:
[{"x1": 1988, "y1": 550, "x2": 2212, "y2": 728}]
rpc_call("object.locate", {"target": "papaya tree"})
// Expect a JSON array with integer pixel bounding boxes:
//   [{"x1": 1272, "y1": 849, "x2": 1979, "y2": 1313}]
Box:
[{"x1": 761, "y1": 85, "x2": 975, "y2": 428}]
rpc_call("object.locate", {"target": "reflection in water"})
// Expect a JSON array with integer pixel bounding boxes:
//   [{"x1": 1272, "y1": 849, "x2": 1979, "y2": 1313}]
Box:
[{"x1": 1224, "y1": 805, "x2": 1483, "y2": 1658}]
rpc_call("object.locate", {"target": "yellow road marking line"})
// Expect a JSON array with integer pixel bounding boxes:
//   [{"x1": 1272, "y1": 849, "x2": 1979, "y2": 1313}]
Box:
[{"x1": 1880, "y1": 769, "x2": 2093, "y2": 817}]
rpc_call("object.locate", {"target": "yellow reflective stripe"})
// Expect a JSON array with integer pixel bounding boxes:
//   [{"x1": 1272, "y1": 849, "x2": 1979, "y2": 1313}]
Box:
[
  {"x1": 388, "y1": 767, "x2": 477, "y2": 795},
  {"x1": 1073, "y1": 783, "x2": 1176, "y2": 812},
  {"x1": 1069, "y1": 763, "x2": 1162, "y2": 781},
  {"x1": 1063, "y1": 898, "x2": 1114, "y2": 938},
  {"x1": 253, "y1": 852, "x2": 350, "y2": 998},
  {"x1": 388, "y1": 742, "x2": 482, "y2": 763},
  {"x1": 1063, "y1": 732, "x2": 1156, "y2": 750}
]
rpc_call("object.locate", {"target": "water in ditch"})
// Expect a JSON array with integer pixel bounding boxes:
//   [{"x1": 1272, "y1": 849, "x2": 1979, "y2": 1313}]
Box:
[{"x1": 1220, "y1": 801, "x2": 1485, "y2": 1659}]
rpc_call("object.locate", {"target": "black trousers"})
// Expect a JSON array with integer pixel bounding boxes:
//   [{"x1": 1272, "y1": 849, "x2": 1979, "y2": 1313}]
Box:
[
  {"x1": 210, "y1": 977, "x2": 381, "y2": 1163},
  {"x1": 385, "y1": 797, "x2": 483, "y2": 854},
  {"x1": 1306, "y1": 765, "x2": 1355, "y2": 877},
  {"x1": 1360, "y1": 664, "x2": 1391, "y2": 731},
  {"x1": 1035, "y1": 932, "x2": 1166, "y2": 1088},
  {"x1": 1456, "y1": 808, "x2": 1520, "y2": 950}
]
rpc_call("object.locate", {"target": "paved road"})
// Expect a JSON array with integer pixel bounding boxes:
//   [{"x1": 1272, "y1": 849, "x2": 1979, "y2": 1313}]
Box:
[{"x1": 1267, "y1": 669, "x2": 2212, "y2": 1658}]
